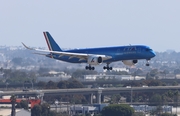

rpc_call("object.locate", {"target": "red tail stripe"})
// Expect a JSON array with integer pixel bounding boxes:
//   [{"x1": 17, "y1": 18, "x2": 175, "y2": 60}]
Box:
[{"x1": 43, "y1": 32, "x2": 52, "y2": 51}]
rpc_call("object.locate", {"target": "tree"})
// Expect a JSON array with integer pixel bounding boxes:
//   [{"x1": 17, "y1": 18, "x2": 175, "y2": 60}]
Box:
[
  {"x1": 11, "y1": 57, "x2": 23, "y2": 65},
  {"x1": 20, "y1": 100, "x2": 28, "y2": 110},
  {"x1": 37, "y1": 81, "x2": 46, "y2": 89},
  {"x1": 174, "y1": 69, "x2": 180, "y2": 75},
  {"x1": 46, "y1": 81, "x2": 57, "y2": 89},
  {"x1": 0, "y1": 67, "x2": 3, "y2": 72},
  {"x1": 57, "y1": 79, "x2": 84, "y2": 89},
  {"x1": 48, "y1": 111, "x2": 59, "y2": 116},
  {"x1": 10, "y1": 94, "x2": 16, "y2": 116},
  {"x1": 68, "y1": 78, "x2": 84, "y2": 88},
  {"x1": 111, "y1": 94, "x2": 121, "y2": 104},
  {"x1": 38, "y1": 67, "x2": 50, "y2": 75},
  {"x1": 148, "y1": 80, "x2": 165, "y2": 86},
  {"x1": 172, "y1": 81, "x2": 178, "y2": 86},
  {"x1": 173, "y1": 91, "x2": 179, "y2": 115},
  {"x1": 174, "y1": 69, "x2": 180, "y2": 79},
  {"x1": 132, "y1": 112, "x2": 144, "y2": 116},
  {"x1": 162, "y1": 69, "x2": 169, "y2": 79},
  {"x1": 149, "y1": 69, "x2": 159, "y2": 79},
  {"x1": 41, "y1": 103, "x2": 50, "y2": 116},
  {"x1": 57, "y1": 81, "x2": 68, "y2": 89},
  {"x1": 31, "y1": 104, "x2": 42, "y2": 116},
  {"x1": 72, "y1": 69, "x2": 98, "y2": 78},
  {"x1": 101, "y1": 104, "x2": 134, "y2": 116},
  {"x1": 149, "y1": 94, "x2": 162, "y2": 105},
  {"x1": 16, "y1": 100, "x2": 28, "y2": 110},
  {"x1": 31, "y1": 103, "x2": 59, "y2": 116}
]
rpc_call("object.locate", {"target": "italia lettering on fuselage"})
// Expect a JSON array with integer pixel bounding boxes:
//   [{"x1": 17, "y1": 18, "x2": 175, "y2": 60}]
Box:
[{"x1": 123, "y1": 47, "x2": 137, "y2": 54}]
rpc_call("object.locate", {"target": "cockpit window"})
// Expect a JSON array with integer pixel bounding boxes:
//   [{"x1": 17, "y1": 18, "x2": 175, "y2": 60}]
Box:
[{"x1": 146, "y1": 48, "x2": 152, "y2": 51}]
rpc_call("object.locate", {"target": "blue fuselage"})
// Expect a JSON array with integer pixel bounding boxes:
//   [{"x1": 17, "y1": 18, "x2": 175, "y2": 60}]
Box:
[{"x1": 46, "y1": 45, "x2": 156, "y2": 63}]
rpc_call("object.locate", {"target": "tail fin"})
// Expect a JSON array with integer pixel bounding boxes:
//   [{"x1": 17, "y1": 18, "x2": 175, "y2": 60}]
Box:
[{"x1": 43, "y1": 32, "x2": 62, "y2": 51}]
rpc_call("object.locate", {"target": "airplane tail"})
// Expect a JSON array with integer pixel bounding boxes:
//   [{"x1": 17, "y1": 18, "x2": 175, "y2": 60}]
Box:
[{"x1": 43, "y1": 32, "x2": 62, "y2": 51}]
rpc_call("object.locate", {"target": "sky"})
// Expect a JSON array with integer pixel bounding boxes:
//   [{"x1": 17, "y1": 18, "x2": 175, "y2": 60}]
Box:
[{"x1": 0, "y1": 0, "x2": 180, "y2": 52}]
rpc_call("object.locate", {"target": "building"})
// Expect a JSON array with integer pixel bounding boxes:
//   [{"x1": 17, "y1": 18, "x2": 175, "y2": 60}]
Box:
[
  {"x1": 70, "y1": 104, "x2": 108, "y2": 115},
  {"x1": 132, "y1": 105, "x2": 172, "y2": 113},
  {"x1": 36, "y1": 71, "x2": 71, "y2": 82},
  {"x1": 83, "y1": 74, "x2": 145, "y2": 81}
]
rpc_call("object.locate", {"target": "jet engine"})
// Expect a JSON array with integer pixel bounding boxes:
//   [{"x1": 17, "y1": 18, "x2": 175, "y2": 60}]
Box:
[
  {"x1": 122, "y1": 60, "x2": 138, "y2": 66},
  {"x1": 87, "y1": 56, "x2": 103, "y2": 65}
]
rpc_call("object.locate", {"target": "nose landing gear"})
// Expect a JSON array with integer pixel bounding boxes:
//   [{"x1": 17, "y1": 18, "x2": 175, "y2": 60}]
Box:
[{"x1": 146, "y1": 60, "x2": 150, "y2": 66}]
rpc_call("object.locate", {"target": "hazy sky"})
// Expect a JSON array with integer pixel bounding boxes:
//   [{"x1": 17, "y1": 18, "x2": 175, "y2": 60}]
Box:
[{"x1": 0, "y1": 1, "x2": 180, "y2": 52}]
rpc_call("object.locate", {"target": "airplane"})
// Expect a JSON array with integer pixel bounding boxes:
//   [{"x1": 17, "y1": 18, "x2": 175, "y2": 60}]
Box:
[{"x1": 22, "y1": 32, "x2": 156, "y2": 70}]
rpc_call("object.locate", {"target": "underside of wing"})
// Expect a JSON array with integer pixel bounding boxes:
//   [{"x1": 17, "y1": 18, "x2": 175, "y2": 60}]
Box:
[{"x1": 22, "y1": 43, "x2": 112, "y2": 61}]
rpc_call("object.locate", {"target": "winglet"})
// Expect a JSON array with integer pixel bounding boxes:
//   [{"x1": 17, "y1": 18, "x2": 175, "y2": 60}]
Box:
[{"x1": 22, "y1": 42, "x2": 34, "y2": 50}]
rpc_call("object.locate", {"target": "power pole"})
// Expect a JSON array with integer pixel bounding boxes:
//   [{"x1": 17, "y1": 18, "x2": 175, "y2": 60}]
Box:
[{"x1": 10, "y1": 95, "x2": 16, "y2": 116}]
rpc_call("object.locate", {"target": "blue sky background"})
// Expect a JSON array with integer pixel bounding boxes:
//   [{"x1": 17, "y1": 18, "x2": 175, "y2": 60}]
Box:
[{"x1": 0, "y1": 0, "x2": 180, "y2": 52}]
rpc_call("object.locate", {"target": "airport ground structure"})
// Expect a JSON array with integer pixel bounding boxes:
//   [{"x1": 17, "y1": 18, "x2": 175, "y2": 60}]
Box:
[
  {"x1": 1, "y1": 86, "x2": 180, "y2": 104},
  {"x1": 1, "y1": 74, "x2": 180, "y2": 115},
  {"x1": 1, "y1": 86, "x2": 180, "y2": 115},
  {"x1": 1, "y1": 73, "x2": 180, "y2": 115}
]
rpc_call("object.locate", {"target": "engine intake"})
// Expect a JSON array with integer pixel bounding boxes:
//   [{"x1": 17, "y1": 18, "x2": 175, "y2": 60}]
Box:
[{"x1": 97, "y1": 57, "x2": 102, "y2": 63}]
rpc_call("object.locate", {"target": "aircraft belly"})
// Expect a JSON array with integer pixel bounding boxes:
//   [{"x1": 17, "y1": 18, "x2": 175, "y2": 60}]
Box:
[{"x1": 46, "y1": 51, "x2": 152, "y2": 64}]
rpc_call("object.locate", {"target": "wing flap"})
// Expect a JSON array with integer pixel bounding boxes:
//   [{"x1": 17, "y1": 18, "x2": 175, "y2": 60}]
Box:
[{"x1": 22, "y1": 43, "x2": 112, "y2": 61}]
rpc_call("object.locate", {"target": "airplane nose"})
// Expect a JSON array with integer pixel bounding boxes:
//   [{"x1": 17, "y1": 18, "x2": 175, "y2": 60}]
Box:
[{"x1": 151, "y1": 51, "x2": 156, "y2": 57}]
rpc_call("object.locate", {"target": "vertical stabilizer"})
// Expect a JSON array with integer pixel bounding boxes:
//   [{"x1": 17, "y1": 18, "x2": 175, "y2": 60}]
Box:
[{"x1": 43, "y1": 32, "x2": 62, "y2": 51}]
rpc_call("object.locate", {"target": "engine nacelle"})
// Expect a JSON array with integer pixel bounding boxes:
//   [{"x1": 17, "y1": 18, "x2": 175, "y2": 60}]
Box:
[
  {"x1": 87, "y1": 56, "x2": 103, "y2": 65},
  {"x1": 122, "y1": 60, "x2": 138, "y2": 66}
]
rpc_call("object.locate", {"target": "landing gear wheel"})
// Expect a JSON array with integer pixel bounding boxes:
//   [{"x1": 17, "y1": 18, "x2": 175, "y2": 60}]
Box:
[
  {"x1": 91, "y1": 67, "x2": 95, "y2": 70},
  {"x1": 146, "y1": 63, "x2": 150, "y2": 66},
  {"x1": 85, "y1": 66, "x2": 89, "y2": 70},
  {"x1": 85, "y1": 65, "x2": 95, "y2": 70},
  {"x1": 103, "y1": 63, "x2": 113, "y2": 70},
  {"x1": 106, "y1": 67, "x2": 112, "y2": 70}
]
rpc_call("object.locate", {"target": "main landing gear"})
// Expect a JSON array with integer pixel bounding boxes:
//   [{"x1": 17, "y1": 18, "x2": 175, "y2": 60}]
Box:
[
  {"x1": 85, "y1": 63, "x2": 113, "y2": 70},
  {"x1": 85, "y1": 65, "x2": 95, "y2": 70},
  {"x1": 103, "y1": 63, "x2": 112, "y2": 70}
]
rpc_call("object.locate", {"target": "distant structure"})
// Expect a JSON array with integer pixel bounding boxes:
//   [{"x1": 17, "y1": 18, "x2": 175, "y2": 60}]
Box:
[
  {"x1": 36, "y1": 71, "x2": 71, "y2": 82},
  {"x1": 70, "y1": 104, "x2": 108, "y2": 115},
  {"x1": 83, "y1": 75, "x2": 145, "y2": 81}
]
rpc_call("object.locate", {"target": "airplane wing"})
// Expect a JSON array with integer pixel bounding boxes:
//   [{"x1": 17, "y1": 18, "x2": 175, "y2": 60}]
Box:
[{"x1": 22, "y1": 43, "x2": 112, "y2": 61}]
